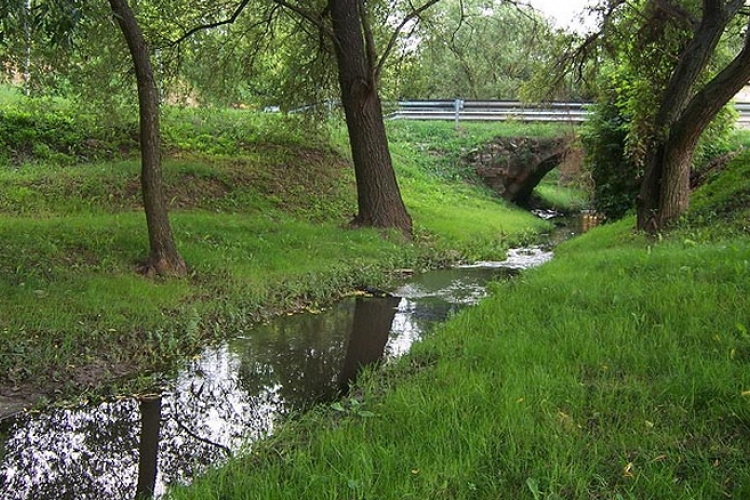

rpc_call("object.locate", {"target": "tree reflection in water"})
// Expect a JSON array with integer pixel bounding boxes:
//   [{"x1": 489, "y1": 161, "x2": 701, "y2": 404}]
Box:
[
  {"x1": 136, "y1": 396, "x2": 161, "y2": 499},
  {"x1": 340, "y1": 297, "x2": 401, "y2": 393}
]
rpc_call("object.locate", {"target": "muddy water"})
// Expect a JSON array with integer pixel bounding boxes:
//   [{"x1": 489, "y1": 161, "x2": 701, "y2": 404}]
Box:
[{"x1": 0, "y1": 245, "x2": 558, "y2": 499}]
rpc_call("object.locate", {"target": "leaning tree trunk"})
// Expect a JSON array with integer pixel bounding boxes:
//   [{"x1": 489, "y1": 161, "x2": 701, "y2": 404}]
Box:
[
  {"x1": 328, "y1": 0, "x2": 413, "y2": 237},
  {"x1": 109, "y1": 0, "x2": 187, "y2": 276},
  {"x1": 637, "y1": 50, "x2": 750, "y2": 232}
]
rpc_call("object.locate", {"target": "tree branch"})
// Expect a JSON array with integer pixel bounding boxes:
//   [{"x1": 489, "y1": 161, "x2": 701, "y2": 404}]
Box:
[
  {"x1": 655, "y1": 0, "x2": 731, "y2": 128},
  {"x1": 652, "y1": 0, "x2": 697, "y2": 27},
  {"x1": 375, "y1": 0, "x2": 442, "y2": 82},
  {"x1": 674, "y1": 14, "x2": 750, "y2": 143},
  {"x1": 448, "y1": 0, "x2": 467, "y2": 48},
  {"x1": 172, "y1": 416, "x2": 233, "y2": 457},
  {"x1": 269, "y1": 0, "x2": 335, "y2": 42},
  {"x1": 359, "y1": 0, "x2": 378, "y2": 82},
  {"x1": 726, "y1": 0, "x2": 747, "y2": 17},
  {"x1": 539, "y1": 0, "x2": 627, "y2": 97},
  {"x1": 168, "y1": 0, "x2": 251, "y2": 46}
]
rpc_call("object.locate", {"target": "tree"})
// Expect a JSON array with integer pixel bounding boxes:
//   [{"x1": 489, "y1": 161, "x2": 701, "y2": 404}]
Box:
[
  {"x1": 109, "y1": 0, "x2": 187, "y2": 276},
  {"x1": 327, "y1": 0, "x2": 415, "y2": 234},
  {"x1": 1, "y1": 0, "x2": 187, "y2": 275},
  {"x1": 397, "y1": 0, "x2": 558, "y2": 100},
  {"x1": 551, "y1": 0, "x2": 748, "y2": 231},
  {"x1": 166, "y1": 0, "x2": 441, "y2": 236},
  {"x1": 634, "y1": 0, "x2": 750, "y2": 231}
]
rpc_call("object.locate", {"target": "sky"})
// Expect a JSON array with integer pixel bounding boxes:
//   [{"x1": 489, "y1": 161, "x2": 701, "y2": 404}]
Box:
[{"x1": 525, "y1": 0, "x2": 596, "y2": 31}]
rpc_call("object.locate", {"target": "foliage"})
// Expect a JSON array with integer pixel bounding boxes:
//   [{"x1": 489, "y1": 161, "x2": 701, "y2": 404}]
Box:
[
  {"x1": 0, "y1": 91, "x2": 329, "y2": 166},
  {"x1": 0, "y1": 0, "x2": 83, "y2": 46},
  {"x1": 580, "y1": 96, "x2": 641, "y2": 219},
  {"x1": 0, "y1": 0, "x2": 88, "y2": 98},
  {"x1": 0, "y1": 0, "x2": 565, "y2": 124},
  {"x1": 0, "y1": 0, "x2": 567, "y2": 115},
  {"x1": 0, "y1": 93, "x2": 138, "y2": 165},
  {"x1": 171, "y1": 4, "x2": 338, "y2": 109},
  {"x1": 395, "y1": 0, "x2": 558, "y2": 100}
]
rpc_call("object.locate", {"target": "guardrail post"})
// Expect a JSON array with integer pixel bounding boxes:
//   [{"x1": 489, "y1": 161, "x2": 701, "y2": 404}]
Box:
[{"x1": 454, "y1": 98, "x2": 464, "y2": 128}]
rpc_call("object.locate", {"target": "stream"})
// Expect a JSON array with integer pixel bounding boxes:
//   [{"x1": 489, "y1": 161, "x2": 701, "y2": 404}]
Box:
[{"x1": 0, "y1": 216, "x2": 586, "y2": 500}]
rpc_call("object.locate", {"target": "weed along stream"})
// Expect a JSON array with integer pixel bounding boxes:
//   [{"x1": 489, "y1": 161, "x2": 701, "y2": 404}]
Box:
[{"x1": 0, "y1": 220, "x2": 588, "y2": 499}]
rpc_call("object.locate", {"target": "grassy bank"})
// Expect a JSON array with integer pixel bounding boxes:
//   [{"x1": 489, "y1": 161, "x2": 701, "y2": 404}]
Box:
[
  {"x1": 169, "y1": 153, "x2": 750, "y2": 498},
  {"x1": 0, "y1": 106, "x2": 558, "y2": 402}
]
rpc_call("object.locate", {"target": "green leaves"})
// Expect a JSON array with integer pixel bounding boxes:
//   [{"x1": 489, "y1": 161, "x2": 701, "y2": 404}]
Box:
[
  {"x1": 330, "y1": 398, "x2": 377, "y2": 418},
  {"x1": 0, "y1": 0, "x2": 84, "y2": 48},
  {"x1": 395, "y1": 0, "x2": 560, "y2": 100}
]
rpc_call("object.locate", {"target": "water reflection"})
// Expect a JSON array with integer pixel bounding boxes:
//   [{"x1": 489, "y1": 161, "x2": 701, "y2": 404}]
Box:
[
  {"x1": 0, "y1": 400, "x2": 140, "y2": 499},
  {"x1": 136, "y1": 396, "x2": 161, "y2": 499},
  {"x1": 0, "y1": 263, "x2": 526, "y2": 499},
  {"x1": 339, "y1": 297, "x2": 401, "y2": 393}
]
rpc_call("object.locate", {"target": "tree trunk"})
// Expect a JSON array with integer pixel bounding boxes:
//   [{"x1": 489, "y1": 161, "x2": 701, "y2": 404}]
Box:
[
  {"x1": 328, "y1": 0, "x2": 413, "y2": 237},
  {"x1": 109, "y1": 0, "x2": 187, "y2": 276},
  {"x1": 638, "y1": 137, "x2": 694, "y2": 231}
]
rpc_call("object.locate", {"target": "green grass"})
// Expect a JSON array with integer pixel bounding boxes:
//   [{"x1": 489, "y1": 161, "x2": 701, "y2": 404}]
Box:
[
  {"x1": 0, "y1": 111, "x2": 562, "y2": 397},
  {"x1": 533, "y1": 182, "x2": 591, "y2": 211},
  {"x1": 168, "y1": 137, "x2": 750, "y2": 499},
  {"x1": 386, "y1": 120, "x2": 574, "y2": 147},
  {"x1": 0, "y1": 211, "x2": 409, "y2": 389},
  {"x1": 681, "y1": 150, "x2": 750, "y2": 239},
  {"x1": 390, "y1": 136, "x2": 549, "y2": 260}
]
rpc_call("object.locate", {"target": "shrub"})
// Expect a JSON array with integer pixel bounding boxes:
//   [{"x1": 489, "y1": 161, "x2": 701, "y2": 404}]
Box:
[{"x1": 580, "y1": 97, "x2": 641, "y2": 220}]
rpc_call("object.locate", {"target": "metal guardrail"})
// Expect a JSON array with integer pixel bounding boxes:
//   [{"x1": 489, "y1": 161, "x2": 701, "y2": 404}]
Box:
[
  {"x1": 734, "y1": 102, "x2": 750, "y2": 124},
  {"x1": 388, "y1": 100, "x2": 587, "y2": 124},
  {"x1": 388, "y1": 99, "x2": 750, "y2": 125}
]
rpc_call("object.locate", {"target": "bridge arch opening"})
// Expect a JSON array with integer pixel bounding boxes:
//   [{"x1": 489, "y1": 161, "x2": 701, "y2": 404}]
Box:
[{"x1": 465, "y1": 135, "x2": 579, "y2": 207}]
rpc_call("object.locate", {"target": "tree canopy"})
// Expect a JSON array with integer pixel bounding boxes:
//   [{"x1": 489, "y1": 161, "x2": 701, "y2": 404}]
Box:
[{"x1": 396, "y1": 0, "x2": 561, "y2": 100}]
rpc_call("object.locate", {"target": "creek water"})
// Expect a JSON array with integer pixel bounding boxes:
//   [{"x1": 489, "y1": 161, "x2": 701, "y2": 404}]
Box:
[{"x1": 0, "y1": 217, "x2": 584, "y2": 500}]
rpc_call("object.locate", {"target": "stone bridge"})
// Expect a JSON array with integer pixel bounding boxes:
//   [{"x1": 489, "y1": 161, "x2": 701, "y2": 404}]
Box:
[{"x1": 465, "y1": 136, "x2": 572, "y2": 207}]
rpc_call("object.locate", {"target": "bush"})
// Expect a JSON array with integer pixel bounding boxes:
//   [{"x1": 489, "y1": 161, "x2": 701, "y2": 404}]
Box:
[
  {"x1": 580, "y1": 98, "x2": 641, "y2": 220},
  {"x1": 0, "y1": 97, "x2": 138, "y2": 165}
]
